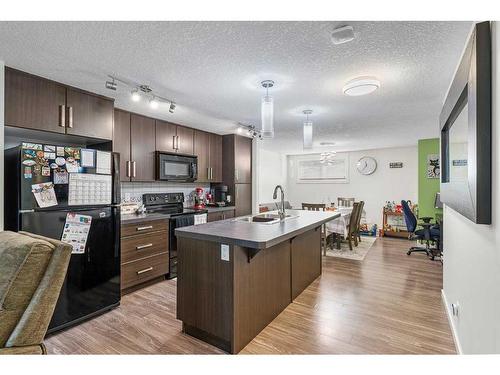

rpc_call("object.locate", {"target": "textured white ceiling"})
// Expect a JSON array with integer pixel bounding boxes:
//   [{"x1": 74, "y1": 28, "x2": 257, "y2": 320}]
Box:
[{"x1": 0, "y1": 21, "x2": 472, "y2": 150}]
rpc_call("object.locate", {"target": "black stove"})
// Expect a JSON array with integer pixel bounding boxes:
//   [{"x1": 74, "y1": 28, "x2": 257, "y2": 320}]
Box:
[
  {"x1": 142, "y1": 193, "x2": 208, "y2": 279},
  {"x1": 142, "y1": 193, "x2": 207, "y2": 216}
]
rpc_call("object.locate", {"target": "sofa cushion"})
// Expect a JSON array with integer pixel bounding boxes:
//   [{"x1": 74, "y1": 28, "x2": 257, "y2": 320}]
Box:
[{"x1": 0, "y1": 231, "x2": 55, "y2": 346}]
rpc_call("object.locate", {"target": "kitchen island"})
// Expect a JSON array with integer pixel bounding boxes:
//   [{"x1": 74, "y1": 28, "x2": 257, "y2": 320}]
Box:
[{"x1": 175, "y1": 209, "x2": 339, "y2": 353}]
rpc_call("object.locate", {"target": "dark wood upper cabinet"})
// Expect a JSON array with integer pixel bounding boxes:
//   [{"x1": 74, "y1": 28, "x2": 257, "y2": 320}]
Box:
[
  {"x1": 4, "y1": 67, "x2": 114, "y2": 140},
  {"x1": 223, "y1": 134, "x2": 252, "y2": 184},
  {"x1": 155, "y1": 120, "x2": 177, "y2": 153},
  {"x1": 5, "y1": 67, "x2": 66, "y2": 134},
  {"x1": 209, "y1": 133, "x2": 223, "y2": 182},
  {"x1": 66, "y1": 88, "x2": 114, "y2": 140},
  {"x1": 235, "y1": 135, "x2": 252, "y2": 183},
  {"x1": 130, "y1": 114, "x2": 156, "y2": 182},
  {"x1": 194, "y1": 130, "x2": 210, "y2": 182},
  {"x1": 155, "y1": 120, "x2": 193, "y2": 155},
  {"x1": 176, "y1": 126, "x2": 194, "y2": 155},
  {"x1": 113, "y1": 109, "x2": 131, "y2": 182}
]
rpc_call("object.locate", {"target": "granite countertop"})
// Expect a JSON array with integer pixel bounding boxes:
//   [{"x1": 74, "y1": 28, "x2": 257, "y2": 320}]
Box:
[{"x1": 175, "y1": 209, "x2": 340, "y2": 249}]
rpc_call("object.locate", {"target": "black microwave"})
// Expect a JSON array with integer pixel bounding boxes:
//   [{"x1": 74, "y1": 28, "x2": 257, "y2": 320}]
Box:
[{"x1": 155, "y1": 152, "x2": 198, "y2": 182}]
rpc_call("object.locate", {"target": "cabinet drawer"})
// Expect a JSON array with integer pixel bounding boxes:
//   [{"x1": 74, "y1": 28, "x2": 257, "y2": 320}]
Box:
[
  {"x1": 121, "y1": 230, "x2": 168, "y2": 264},
  {"x1": 121, "y1": 219, "x2": 168, "y2": 237},
  {"x1": 121, "y1": 252, "x2": 169, "y2": 290}
]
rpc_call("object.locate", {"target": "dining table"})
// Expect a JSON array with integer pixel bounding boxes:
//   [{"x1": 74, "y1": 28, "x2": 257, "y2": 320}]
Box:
[{"x1": 324, "y1": 206, "x2": 365, "y2": 249}]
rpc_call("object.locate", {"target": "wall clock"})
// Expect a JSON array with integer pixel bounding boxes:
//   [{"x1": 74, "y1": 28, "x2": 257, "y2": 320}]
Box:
[{"x1": 357, "y1": 156, "x2": 377, "y2": 175}]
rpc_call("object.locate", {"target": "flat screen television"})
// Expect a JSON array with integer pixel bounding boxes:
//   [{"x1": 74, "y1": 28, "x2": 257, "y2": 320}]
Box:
[{"x1": 440, "y1": 21, "x2": 491, "y2": 224}]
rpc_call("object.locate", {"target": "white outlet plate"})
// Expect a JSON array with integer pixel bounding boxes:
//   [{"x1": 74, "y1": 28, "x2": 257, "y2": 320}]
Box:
[{"x1": 221, "y1": 244, "x2": 230, "y2": 261}]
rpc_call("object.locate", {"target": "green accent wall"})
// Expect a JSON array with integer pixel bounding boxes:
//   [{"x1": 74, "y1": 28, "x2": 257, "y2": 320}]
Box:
[{"x1": 418, "y1": 138, "x2": 442, "y2": 219}]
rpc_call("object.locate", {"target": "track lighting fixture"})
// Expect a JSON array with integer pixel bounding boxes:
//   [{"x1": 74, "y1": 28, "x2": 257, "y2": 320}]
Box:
[
  {"x1": 237, "y1": 123, "x2": 263, "y2": 139},
  {"x1": 105, "y1": 75, "x2": 176, "y2": 113}
]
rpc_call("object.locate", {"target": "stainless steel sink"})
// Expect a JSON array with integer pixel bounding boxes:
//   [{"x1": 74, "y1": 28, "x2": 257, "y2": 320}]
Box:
[{"x1": 235, "y1": 212, "x2": 299, "y2": 225}]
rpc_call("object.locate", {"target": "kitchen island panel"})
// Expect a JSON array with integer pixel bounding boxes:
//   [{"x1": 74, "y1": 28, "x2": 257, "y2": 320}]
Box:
[
  {"x1": 291, "y1": 227, "x2": 322, "y2": 300},
  {"x1": 176, "y1": 237, "x2": 233, "y2": 350},
  {"x1": 233, "y1": 241, "x2": 291, "y2": 353}
]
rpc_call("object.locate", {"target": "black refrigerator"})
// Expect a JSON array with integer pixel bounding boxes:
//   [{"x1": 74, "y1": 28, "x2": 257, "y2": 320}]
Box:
[{"x1": 4, "y1": 143, "x2": 121, "y2": 333}]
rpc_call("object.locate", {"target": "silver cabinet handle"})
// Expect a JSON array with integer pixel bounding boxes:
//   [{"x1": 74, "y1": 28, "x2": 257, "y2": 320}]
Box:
[
  {"x1": 137, "y1": 266, "x2": 153, "y2": 275},
  {"x1": 207, "y1": 167, "x2": 211, "y2": 180},
  {"x1": 126, "y1": 161, "x2": 131, "y2": 177},
  {"x1": 59, "y1": 105, "x2": 66, "y2": 127},
  {"x1": 172, "y1": 135, "x2": 176, "y2": 150},
  {"x1": 210, "y1": 167, "x2": 213, "y2": 180},
  {"x1": 67, "y1": 106, "x2": 73, "y2": 128},
  {"x1": 235, "y1": 169, "x2": 239, "y2": 181},
  {"x1": 136, "y1": 225, "x2": 153, "y2": 231},
  {"x1": 136, "y1": 243, "x2": 153, "y2": 250},
  {"x1": 176, "y1": 135, "x2": 180, "y2": 150},
  {"x1": 132, "y1": 161, "x2": 137, "y2": 178}
]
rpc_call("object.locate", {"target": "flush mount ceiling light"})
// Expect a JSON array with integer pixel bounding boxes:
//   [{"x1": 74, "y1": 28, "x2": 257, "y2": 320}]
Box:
[
  {"x1": 343, "y1": 77, "x2": 380, "y2": 96},
  {"x1": 303, "y1": 110, "x2": 313, "y2": 149},
  {"x1": 331, "y1": 25, "x2": 355, "y2": 45},
  {"x1": 105, "y1": 75, "x2": 176, "y2": 112},
  {"x1": 261, "y1": 80, "x2": 275, "y2": 138}
]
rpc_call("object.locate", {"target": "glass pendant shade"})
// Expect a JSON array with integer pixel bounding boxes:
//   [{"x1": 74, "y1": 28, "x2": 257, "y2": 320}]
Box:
[
  {"x1": 303, "y1": 121, "x2": 313, "y2": 149},
  {"x1": 261, "y1": 95, "x2": 274, "y2": 138}
]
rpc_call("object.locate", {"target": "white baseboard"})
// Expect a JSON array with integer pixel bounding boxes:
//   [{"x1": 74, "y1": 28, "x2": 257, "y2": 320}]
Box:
[{"x1": 441, "y1": 289, "x2": 463, "y2": 354}]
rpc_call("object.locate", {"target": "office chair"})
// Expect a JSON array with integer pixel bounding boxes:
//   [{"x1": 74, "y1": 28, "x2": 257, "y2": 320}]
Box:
[{"x1": 401, "y1": 200, "x2": 440, "y2": 260}]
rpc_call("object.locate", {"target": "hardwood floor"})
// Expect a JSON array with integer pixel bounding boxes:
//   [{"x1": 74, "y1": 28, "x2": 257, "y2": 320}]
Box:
[{"x1": 45, "y1": 237, "x2": 455, "y2": 354}]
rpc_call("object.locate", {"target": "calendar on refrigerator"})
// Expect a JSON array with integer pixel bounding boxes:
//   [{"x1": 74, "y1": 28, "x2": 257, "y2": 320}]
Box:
[{"x1": 68, "y1": 173, "x2": 112, "y2": 206}]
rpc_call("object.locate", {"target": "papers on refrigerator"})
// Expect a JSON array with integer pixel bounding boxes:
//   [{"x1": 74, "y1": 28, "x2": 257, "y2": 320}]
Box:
[
  {"x1": 96, "y1": 151, "x2": 111, "y2": 175},
  {"x1": 61, "y1": 213, "x2": 92, "y2": 254},
  {"x1": 80, "y1": 149, "x2": 95, "y2": 168},
  {"x1": 31, "y1": 182, "x2": 58, "y2": 208}
]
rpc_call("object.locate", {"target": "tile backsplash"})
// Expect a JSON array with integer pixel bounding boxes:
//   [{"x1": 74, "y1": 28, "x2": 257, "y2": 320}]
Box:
[{"x1": 120, "y1": 182, "x2": 210, "y2": 207}]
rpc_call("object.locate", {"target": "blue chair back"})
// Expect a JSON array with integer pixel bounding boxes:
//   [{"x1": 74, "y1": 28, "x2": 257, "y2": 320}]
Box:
[{"x1": 401, "y1": 200, "x2": 417, "y2": 233}]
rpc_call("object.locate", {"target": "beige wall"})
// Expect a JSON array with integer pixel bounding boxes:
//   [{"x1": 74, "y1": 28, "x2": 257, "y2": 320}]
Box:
[{"x1": 0, "y1": 61, "x2": 4, "y2": 230}]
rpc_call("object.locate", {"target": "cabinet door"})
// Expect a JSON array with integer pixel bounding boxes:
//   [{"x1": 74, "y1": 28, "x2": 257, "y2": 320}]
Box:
[
  {"x1": 5, "y1": 68, "x2": 66, "y2": 133},
  {"x1": 234, "y1": 183, "x2": 252, "y2": 217},
  {"x1": 194, "y1": 130, "x2": 210, "y2": 182},
  {"x1": 223, "y1": 209, "x2": 235, "y2": 219},
  {"x1": 130, "y1": 114, "x2": 156, "y2": 181},
  {"x1": 155, "y1": 120, "x2": 177, "y2": 153},
  {"x1": 66, "y1": 88, "x2": 113, "y2": 140},
  {"x1": 207, "y1": 211, "x2": 223, "y2": 222},
  {"x1": 234, "y1": 135, "x2": 252, "y2": 183},
  {"x1": 113, "y1": 110, "x2": 131, "y2": 182},
  {"x1": 176, "y1": 126, "x2": 194, "y2": 155},
  {"x1": 209, "y1": 133, "x2": 223, "y2": 182}
]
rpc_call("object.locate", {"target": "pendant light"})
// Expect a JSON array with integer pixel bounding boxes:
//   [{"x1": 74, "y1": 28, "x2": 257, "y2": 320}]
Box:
[
  {"x1": 261, "y1": 80, "x2": 275, "y2": 138},
  {"x1": 303, "y1": 110, "x2": 313, "y2": 149}
]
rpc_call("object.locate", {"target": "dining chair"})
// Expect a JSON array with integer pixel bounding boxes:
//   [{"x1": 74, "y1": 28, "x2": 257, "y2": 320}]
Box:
[
  {"x1": 338, "y1": 197, "x2": 355, "y2": 207},
  {"x1": 355, "y1": 201, "x2": 365, "y2": 243},
  {"x1": 346, "y1": 202, "x2": 361, "y2": 250},
  {"x1": 302, "y1": 203, "x2": 327, "y2": 255}
]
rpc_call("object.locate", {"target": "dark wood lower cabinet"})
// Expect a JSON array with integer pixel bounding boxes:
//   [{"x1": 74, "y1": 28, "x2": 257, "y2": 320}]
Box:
[
  {"x1": 121, "y1": 219, "x2": 169, "y2": 294},
  {"x1": 207, "y1": 209, "x2": 235, "y2": 222},
  {"x1": 177, "y1": 227, "x2": 322, "y2": 353}
]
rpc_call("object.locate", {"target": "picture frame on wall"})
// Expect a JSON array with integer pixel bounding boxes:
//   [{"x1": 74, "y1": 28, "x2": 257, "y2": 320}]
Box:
[
  {"x1": 440, "y1": 21, "x2": 492, "y2": 224},
  {"x1": 427, "y1": 154, "x2": 440, "y2": 179}
]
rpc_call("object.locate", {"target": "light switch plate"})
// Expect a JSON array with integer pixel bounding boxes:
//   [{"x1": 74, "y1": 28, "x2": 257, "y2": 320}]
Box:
[{"x1": 221, "y1": 244, "x2": 230, "y2": 261}]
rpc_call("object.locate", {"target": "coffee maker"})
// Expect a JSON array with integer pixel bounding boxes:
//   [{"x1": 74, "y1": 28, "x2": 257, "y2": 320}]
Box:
[{"x1": 213, "y1": 185, "x2": 229, "y2": 204}]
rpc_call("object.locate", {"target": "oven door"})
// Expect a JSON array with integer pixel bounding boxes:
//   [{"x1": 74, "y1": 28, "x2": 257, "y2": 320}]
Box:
[{"x1": 156, "y1": 152, "x2": 197, "y2": 182}]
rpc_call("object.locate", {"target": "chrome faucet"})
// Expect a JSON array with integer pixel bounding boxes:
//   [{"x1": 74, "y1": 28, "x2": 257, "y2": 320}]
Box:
[{"x1": 273, "y1": 185, "x2": 286, "y2": 220}]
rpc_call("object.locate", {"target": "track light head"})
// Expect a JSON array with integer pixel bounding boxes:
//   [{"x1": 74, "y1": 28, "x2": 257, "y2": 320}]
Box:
[
  {"x1": 131, "y1": 89, "x2": 141, "y2": 102},
  {"x1": 169, "y1": 102, "x2": 176, "y2": 114},
  {"x1": 105, "y1": 78, "x2": 117, "y2": 91},
  {"x1": 149, "y1": 97, "x2": 159, "y2": 109}
]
